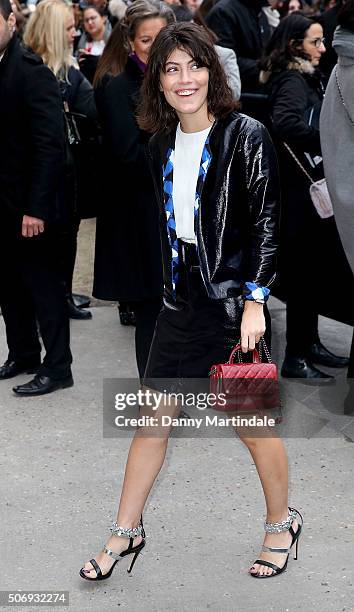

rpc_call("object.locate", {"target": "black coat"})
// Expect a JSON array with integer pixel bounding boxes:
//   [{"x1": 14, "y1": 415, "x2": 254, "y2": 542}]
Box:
[
  {"x1": 60, "y1": 66, "x2": 97, "y2": 119},
  {"x1": 0, "y1": 36, "x2": 64, "y2": 223},
  {"x1": 93, "y1": 58, "x2": 163, "y2": 301},
  {"x1": 267, "y1": 65, "x2": 324, "y2": 243},
  {"x1": 205, "y1": 0, "x2": 264, "y2": 92},
  {"x1": 267, "y1": 63, "x2": 353, "y2": 324},
  {"x1": 148, "y1": 112, "x2": 280, "y2": 303}
]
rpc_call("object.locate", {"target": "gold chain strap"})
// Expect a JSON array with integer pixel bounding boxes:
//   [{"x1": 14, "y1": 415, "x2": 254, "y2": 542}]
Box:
[{"x1": 282, "y1": 142, "x2": 314, "y2": 185}]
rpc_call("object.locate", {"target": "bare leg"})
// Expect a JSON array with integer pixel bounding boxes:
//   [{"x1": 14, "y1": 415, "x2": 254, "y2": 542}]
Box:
[
  {"x1": 236, "y1": 428, "x2": 298, "y2": 577},
  {"x1": 82, "y1": 393, "x2": 179, "y2": 578}
]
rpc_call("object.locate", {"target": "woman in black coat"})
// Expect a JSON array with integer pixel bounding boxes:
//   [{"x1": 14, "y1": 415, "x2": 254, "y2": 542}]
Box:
[
  {"x1": 93, "y1": 1, "x2": 175, "y2": 378},
  {"x1": 261, "y1": 13, "x2": 350, "y2": 378},
  {"x1": 23, "y1": 0, "x2": 98, "y2": 321}
]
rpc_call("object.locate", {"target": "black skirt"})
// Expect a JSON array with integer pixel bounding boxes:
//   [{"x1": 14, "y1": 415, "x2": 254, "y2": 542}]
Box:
[{"x1": 144, "y1": 242, "x2": 271, "y2": 383}]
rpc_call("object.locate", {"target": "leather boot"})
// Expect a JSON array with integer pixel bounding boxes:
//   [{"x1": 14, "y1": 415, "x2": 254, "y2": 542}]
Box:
[
  {"x1": 308, "y1": 342, "x2": 349, "y2": 368},
  {"x1": 281, "y1": 356, "x2": 334, "y2": 379},
  {"x1": 67, "y1": 296, "x2": 92, "y2": 320}
]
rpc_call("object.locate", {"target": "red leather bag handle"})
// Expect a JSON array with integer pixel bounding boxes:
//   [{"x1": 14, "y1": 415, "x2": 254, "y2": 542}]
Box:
[{"x1": 228, "y1": 342, "x2": 261, "y2": 364}]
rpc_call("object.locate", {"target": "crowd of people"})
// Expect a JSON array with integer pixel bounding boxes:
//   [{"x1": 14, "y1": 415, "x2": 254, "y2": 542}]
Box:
[
  {"x1": 1, "y1": 0, "x2": 353, "y2": 586},
  {"x1": 1, "y1": 0, "x2": 352, "y2": 393}
]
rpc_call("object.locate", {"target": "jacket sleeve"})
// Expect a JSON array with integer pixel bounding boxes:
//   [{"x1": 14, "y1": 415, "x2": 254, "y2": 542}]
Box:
[
  {"x1": 217, "y1": 46, "x2": 241, "y2": 101},
  {"x1": 72, "y1": 73, "x2": 98, "y2": 120},
  {"x1": 239, "y1": 119, "x2": 280, "y2": 301},
  {"x1": 271, "y1": 71, "x2": 321, "y2": 151},
  {"x1": 24, "y1": 61, "x2": 64, "y2": 221}
]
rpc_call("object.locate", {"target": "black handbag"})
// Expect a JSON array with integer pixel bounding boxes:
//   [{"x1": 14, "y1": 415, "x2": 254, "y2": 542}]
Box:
[{"x1": 63, "y1": 105, "x2": 82, "y2": 146}]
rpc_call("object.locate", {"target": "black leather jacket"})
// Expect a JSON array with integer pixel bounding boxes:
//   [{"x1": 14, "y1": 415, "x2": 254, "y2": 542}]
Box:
[{"x1": 148, "y1": 111, "x2": 280, "y2": 303}]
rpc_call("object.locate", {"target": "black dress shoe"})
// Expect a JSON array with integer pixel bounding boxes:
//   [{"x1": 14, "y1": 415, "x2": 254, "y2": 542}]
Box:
[
  {"x1": 13, "y1": 374, "x2": 74, "y2": 396},
  {"x1": 281, "y1": 356, "x2": 334, "y2": 379},
  {"x1": 308, "y1": 342, "x2": 349, "y2": 368},
  {"x1": 0, "y1": 359, "x2": 40, "y2": 380},
  {"x1": 67, "y1": 299, "x2": 92, "y2": 320},
  {"x1": 72, "y1": 293, "x2": 91, "y2": 309}
]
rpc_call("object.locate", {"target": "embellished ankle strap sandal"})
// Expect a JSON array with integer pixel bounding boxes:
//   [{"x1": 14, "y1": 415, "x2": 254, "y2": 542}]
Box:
[
  {"x1": 250, "y1": 507, "x2": 303, "y2": 579},
  {"x1": 79, "y1": 516, "x2": 146, "y2": 581}
]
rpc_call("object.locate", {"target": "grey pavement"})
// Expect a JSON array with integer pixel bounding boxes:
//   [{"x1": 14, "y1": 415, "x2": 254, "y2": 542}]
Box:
[{"x1": 1, "y1": 299, "x2": 353, "y2": 612}]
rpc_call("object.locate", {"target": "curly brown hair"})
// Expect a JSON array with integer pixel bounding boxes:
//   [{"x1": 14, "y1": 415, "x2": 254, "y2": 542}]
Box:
[{"x1": 137, "y1": 22, "x2": 237, "y2": 133}]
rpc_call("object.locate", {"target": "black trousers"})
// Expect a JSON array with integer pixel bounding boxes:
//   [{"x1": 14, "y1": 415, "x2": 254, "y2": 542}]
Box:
[
  {"x1": 0, "y1": 218, "x2": 72, "y2": 379},
  {"x1": 286, "y1": 297, "x2": 319, "y2": 357},
  {"x1": 58, "y1": 215, "x2": 81, "y2": 296}
]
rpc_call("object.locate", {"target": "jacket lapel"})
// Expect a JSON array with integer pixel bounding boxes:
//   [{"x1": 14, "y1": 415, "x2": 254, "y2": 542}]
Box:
[{"x1": 163, "y1": 147, "x2": 179, "y2": 296}]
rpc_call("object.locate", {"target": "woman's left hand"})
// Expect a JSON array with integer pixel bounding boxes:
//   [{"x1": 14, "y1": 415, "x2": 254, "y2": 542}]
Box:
[{"x1": 240, "y1": 301, "x2": 266, "y2": 353}]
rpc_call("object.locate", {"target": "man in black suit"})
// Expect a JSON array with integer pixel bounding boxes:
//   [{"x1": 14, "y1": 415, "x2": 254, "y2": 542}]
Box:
[
  {"x1": 0, "y1": 0, "x2": 73, "y2": 395},
  {"x1": 205, "y1": 0, "x2": 272, "y2": 124},
  {"x1": 205, "y1": 0, "x2": 267, "y2": 93}
]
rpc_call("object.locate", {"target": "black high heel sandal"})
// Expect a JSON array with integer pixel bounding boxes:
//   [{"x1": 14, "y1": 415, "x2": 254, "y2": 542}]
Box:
[
  {"x1": 250, "y1": 507, "x2": 303, "y2": 579},
  {"x1": 80, "y1": 516, "x2": 146, "y2": 581}
]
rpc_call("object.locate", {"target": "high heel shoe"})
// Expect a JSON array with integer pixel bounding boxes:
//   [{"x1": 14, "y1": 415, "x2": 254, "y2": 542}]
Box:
[
  {"x1": 250, "y1": 507, "x2": 303, "y2": 579},
  {"x1": 79, "y1": 517, "x2": 146, "y2": 581}
]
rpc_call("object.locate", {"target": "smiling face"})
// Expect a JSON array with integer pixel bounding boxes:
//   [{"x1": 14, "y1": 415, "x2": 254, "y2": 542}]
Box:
[
  {"x1": 159, "y1": 47, "x2": 210, "y2": 130},
  {"x1": 302, "y1": 23, "x2": 326, "y2": 66},
  {"x1": 130, "y1": 17, "x2": 167, "y2": 65}
]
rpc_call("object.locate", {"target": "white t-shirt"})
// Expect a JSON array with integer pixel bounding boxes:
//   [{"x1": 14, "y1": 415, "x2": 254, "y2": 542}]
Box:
[{"x1": 172, "y1": 123, "x2": 212, "y2": 243}]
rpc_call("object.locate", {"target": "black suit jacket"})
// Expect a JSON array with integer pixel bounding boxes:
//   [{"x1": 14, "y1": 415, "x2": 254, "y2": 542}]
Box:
[
  {"x1": 0, "y1": 36, "x2": 64, "y2": 223},
  {"x1": 205, "y1": 0, "x2": 264, "y2": 93}
]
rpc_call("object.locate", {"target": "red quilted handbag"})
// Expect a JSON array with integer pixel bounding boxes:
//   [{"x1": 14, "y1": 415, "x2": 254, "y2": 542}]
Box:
[{"x1": 209, "y1": 339, "x2": 280, "y2": 412}]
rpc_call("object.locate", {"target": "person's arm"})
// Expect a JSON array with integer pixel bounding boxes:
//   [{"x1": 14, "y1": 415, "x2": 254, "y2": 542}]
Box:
[
  {"x1": 216, "y1": 46, "x2": 241, "y2": 101},
  {"x1": 24, "y1": 59, "x2": 64, "y2": 227},
  {"x1": 72, "y1": 72, "x2": 98, "y2": 120},
  {"x1": 271, "y1": 72, "x2": 321, "y2": 151},
  {"x1": 238, "y1": 119, "x2": 280, "y2": 351}
]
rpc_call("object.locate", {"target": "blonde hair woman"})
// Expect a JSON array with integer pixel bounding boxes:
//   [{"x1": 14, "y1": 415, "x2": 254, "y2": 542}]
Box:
[
  {"x1": 24, "y1": 0, "x2": 76, "y2": 81},
  {"x1": 24, "y1": 0, "x2": 97, "y2": 320}
]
